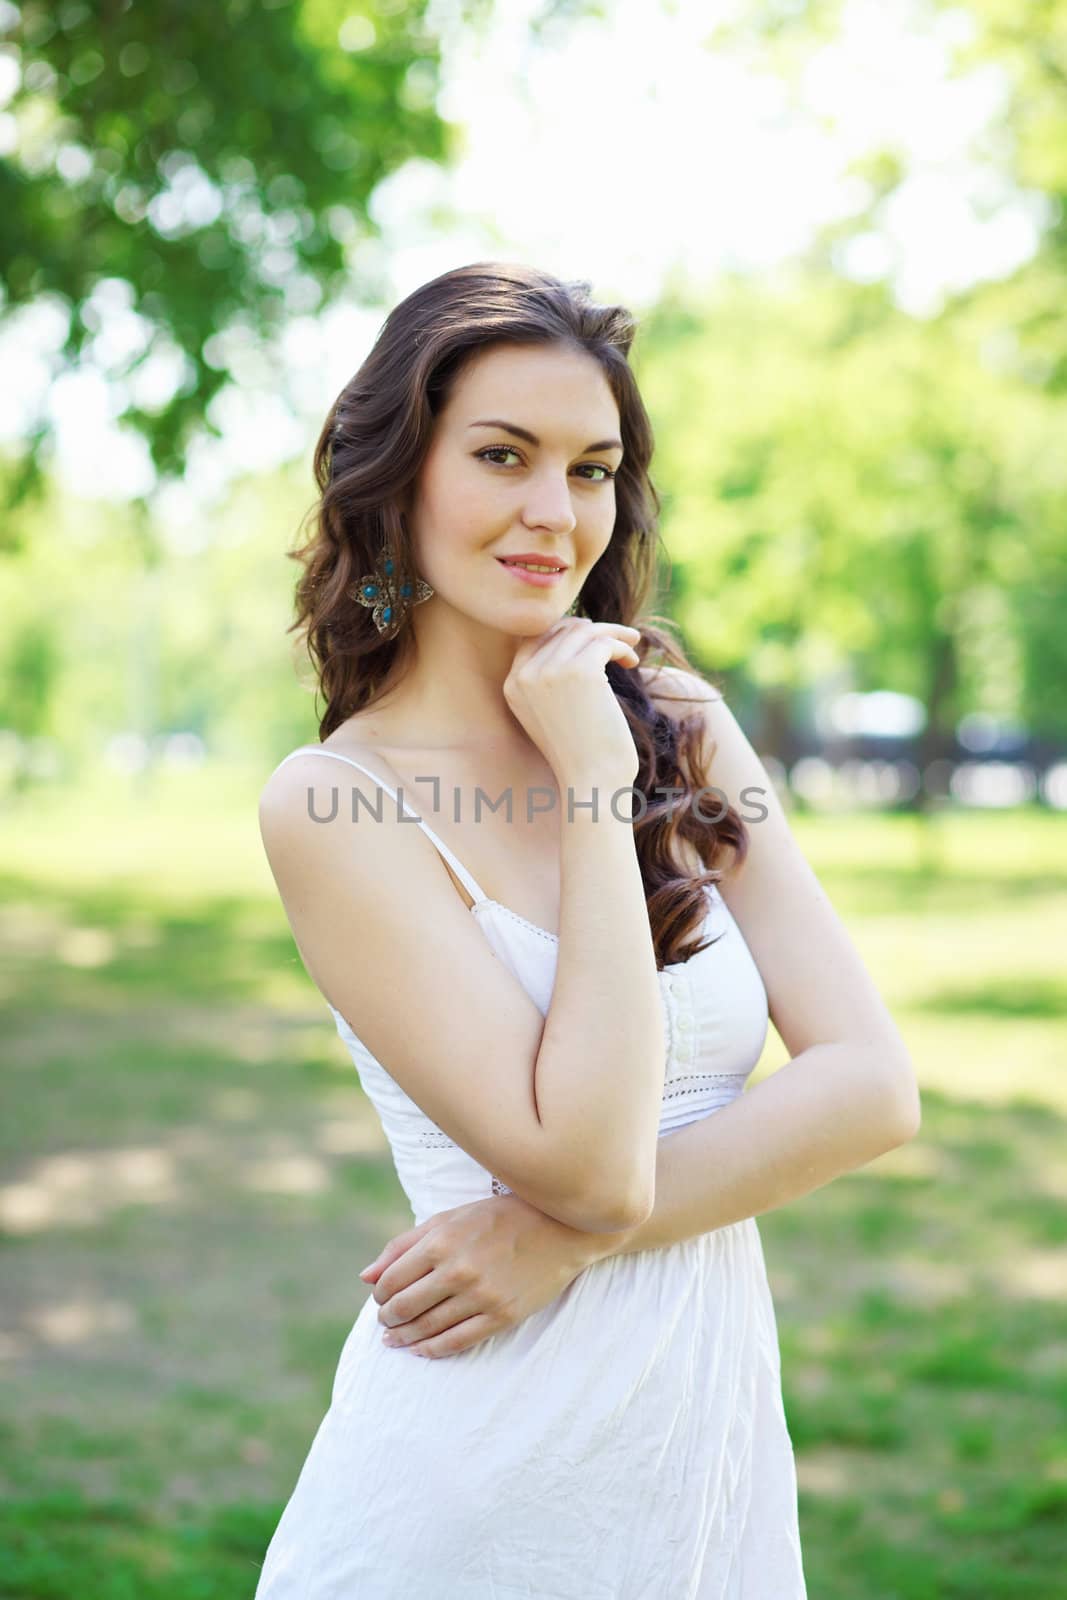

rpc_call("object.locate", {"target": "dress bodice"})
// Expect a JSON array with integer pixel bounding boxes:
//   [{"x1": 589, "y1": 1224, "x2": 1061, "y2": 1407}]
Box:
[{"x1": 272, "y1": 746, "x2": 770, "y2": 1224}]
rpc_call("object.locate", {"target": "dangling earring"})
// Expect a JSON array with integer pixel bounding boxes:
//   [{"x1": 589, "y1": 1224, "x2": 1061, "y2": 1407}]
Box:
[
  {"x1": 350, "y1": 555, "x2": 434, "y2": 635},
  {"x1": 351, "y1": 514, "x2": 434, "y2": 635},
  {"x1": 565, "y1": 594, "x2": 582, "y2": 617}
]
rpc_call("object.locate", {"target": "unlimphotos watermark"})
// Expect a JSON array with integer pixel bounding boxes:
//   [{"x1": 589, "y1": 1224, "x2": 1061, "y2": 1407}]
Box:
[{"x1": 300, "y1": 776, "x2": 770, "y2": 826}]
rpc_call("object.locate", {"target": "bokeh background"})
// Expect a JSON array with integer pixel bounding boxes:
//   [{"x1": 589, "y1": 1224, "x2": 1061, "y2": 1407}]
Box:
[{"x1": 2, "y1": 1, "x2": 1066, "y2": 1594}]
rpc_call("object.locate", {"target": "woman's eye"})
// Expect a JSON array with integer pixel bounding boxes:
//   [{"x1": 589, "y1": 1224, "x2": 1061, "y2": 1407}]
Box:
[
  {"x1": 477, "y1": 446, "x2": 522, "y2": 467},
  {"x1": 475, "y1": 447, "x2": 615, "y2": 481}
]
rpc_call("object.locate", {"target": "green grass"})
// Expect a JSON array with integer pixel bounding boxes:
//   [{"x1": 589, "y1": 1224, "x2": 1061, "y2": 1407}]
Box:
[{"x1": 2, "y1": 764, "x2": 1066, "y2": 1597}]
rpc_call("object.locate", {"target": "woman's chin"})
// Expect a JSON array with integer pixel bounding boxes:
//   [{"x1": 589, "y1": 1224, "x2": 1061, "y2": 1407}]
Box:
[{"x1": 487, "y1": 603, "x2": 571, "y2": 635}]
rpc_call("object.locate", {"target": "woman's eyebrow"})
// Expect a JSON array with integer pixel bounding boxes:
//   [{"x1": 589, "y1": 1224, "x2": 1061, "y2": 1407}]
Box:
[{"x1": 467, "y1": 419, "x2": 624, "y2": 454}]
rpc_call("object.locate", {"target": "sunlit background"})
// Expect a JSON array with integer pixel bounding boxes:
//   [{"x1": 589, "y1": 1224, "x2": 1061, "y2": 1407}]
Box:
[{"x1": 2, "y1": 1, "x2": 1065, "y2": 1594}]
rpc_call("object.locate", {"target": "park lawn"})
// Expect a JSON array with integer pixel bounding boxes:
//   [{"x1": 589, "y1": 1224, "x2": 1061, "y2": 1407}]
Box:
[{"x1": 1, "y1": 764, "x2": 1065, "y2": 1599}]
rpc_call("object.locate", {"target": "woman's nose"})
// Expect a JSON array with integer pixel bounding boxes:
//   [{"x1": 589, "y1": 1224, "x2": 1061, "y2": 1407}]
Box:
[{"x1": 522, "y1": 476, "x2": 577, "y2": 531}]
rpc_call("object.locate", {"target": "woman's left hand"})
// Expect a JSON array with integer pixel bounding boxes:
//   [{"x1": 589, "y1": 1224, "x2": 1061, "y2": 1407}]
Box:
[{"x1": 359, "y1": 1193, "x2": 609, "y2": 1359}]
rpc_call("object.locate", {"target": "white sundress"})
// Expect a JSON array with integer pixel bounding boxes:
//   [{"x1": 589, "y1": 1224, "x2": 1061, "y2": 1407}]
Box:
[{"x1": 254, "y1": 745, "x2": 807, "y2": 1599}]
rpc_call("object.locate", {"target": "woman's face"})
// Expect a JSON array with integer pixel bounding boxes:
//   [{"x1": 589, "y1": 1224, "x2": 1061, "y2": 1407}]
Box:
[{"x1": 403, "y1": 341, "x2": 623, "y2": 634}]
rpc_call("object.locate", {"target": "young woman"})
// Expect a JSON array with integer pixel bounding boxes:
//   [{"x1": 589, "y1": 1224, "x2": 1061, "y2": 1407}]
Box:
[{"x1": 254, "y1": 261, "x2": 920, "y2": 1597}]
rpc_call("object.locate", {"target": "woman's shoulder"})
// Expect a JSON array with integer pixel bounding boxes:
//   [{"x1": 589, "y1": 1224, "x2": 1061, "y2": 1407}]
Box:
[
  {"x1": 260, "y1": 737, "x2": 409, "y2": 832},
  {"x1": 638, "y1": 663, "x2": 724, "y2": 713},
  {"x1": 257, "y1": 738, "x2": 413, "y2": 909}
]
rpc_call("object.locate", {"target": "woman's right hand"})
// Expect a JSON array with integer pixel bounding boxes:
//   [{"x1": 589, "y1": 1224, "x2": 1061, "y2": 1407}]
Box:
[{"x1": 503, "y1": 618, "x2": 642, "y2": 790}]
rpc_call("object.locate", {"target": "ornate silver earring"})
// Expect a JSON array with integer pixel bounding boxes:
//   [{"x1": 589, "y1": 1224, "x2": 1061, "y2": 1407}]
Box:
[{"x1": 350, "y1": 554, "x2": 434, "y2": 635}]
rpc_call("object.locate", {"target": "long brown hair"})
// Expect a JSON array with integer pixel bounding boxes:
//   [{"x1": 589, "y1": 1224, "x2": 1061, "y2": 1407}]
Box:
[{"x1": 287, "y1": 261, "x2": 749, "y2": 968}]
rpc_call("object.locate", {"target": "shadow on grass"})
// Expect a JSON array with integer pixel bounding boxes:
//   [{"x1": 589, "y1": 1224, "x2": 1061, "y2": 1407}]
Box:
[
  {"x1": 0, "y1": 869, "x2": 300, "y2": 1019},
  {"x1": 3, "y1": 824, "x2": 1067, "y2": 1599}
]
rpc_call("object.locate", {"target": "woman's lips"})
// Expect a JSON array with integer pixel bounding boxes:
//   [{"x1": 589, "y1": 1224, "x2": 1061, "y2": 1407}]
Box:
[{"x1": 495, "y1": 559, "x2": 568, "y2": 588}]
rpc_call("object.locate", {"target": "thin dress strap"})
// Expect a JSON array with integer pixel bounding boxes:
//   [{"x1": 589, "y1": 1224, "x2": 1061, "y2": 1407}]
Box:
[{"x1": 273, "y1": 746, "x2": 489, "y2": 908}]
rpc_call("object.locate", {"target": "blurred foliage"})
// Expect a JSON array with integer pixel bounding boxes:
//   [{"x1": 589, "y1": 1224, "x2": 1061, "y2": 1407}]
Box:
[
  {"x1": 638, "y1": 267, "x2": 1067, "y2": 744},
  {"x1": 0, "y1": 0, "x2": 478, "y2": 496},
  {"x1": 1, "y1": 0, "x2": 1065, "y2": 771},
  {"x1": 714, "y1": 0, "x2": 1067, "y2": 394},
  {"x1": 669, "y1": 0, "x2": 1067, "y2": 746},
  {"x1": 932, "y1": 0, "x2": 1067, "y2": 389},
  {"x1": 0, "y1": 461, "x2": 319, "y2": 765}
]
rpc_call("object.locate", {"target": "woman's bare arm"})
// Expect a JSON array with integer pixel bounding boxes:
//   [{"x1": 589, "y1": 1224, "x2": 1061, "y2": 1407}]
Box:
[
  {"x1": 258, "y1": 752, "x2": 663, "y2": 1234},
  {"x1": 581, "y1": 1037, "x2": 918, "y2": 1260},
  {"x1": 591, "y1": 669, "x2": 921, "y2": 1255}
]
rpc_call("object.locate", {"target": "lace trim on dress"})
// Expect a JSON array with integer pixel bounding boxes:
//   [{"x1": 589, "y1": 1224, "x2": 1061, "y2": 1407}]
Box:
[
  {"x1": 413, "y1": 1130, "x2": 512, "y2": 1195},
  {"x1": 662, "y1": 1071, "x2": 748, "y2": 1103},
  {"x1": 415, "y1": 1128, "x2": 456, "y2": 1149}
]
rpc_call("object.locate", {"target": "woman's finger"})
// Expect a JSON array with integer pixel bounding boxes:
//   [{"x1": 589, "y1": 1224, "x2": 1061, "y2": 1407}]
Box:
[
  {"x1": 359, "y1": 1218, "x2": 435, "y2": 1281},
  {"x1": 527, "y1": 618, "x2": 639, "y2": 673},
  {"x1": 378, "y1": 1262, "x2": 466, "y2": 1329},
  {"x1": 401, "y1": 1312, "x2": 504, "y2": 1361},
  {"x1": 374, "y1": 1254, "x2": 439, "y2": 1318},
  {"x1": 381, "y1": 1288, "x2": 483, "y2": 1345}
]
